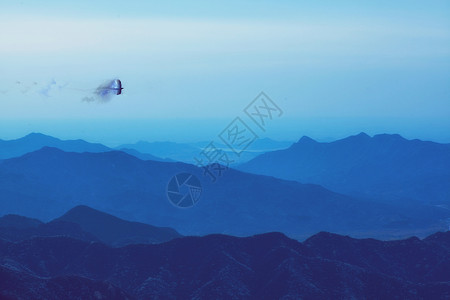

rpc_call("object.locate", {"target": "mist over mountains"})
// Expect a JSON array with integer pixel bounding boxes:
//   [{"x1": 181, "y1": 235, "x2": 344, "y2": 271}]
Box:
[
  {"x1": 0, "y1": 133, "x2": 291, "y2": 165},
  {"x1": 116, "y1": 138, "x2": 293, "y2": 165},
  {"x1": 0, "y1": 133, "x2": 449, "y2": 240},
  {"x1": 0, "y1": 132, "x2": 449, "y2": 298}
]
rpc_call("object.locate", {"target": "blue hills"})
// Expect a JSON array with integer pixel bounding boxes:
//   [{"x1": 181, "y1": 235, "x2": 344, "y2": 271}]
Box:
[
  {"x1": 0, "y1": 215, "x2": 448, "y2": 299},
  {"x1": 0, "y1": 145, "x2": 448, "y2": 240},
  {"x1": 116, "y1": 138, "x2": 293, "y2": 165},
  {"x1": 0, "y1": 132, "x2": 167, "y2": 162},
  {"x1": 0, "y1": 132, "x2": 109, "y2": 159},
  {"x1": 239, "y1": 132, "x2": 450, "y2": 205},
  {"x1": 0, "y1": 205, "x2": 181, "y2": 247}
]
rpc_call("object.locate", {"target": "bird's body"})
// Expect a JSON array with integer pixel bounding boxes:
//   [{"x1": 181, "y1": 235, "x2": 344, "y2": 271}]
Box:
[{"x1": 109, "y1": 79, "x2": 123, "y2": 95}]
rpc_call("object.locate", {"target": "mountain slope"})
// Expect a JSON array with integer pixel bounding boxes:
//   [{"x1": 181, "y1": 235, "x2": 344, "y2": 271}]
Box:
[
  {"x1": 116, "y1": 140, "x2": 200, "y2": 163},
  {"x1": 0, "y1": 264, "x2": 131, "y2": 300},
  {"x1": 0, "y1": 133, "x2": 110, "y2": 159},
  {"x1": 0, "y1": 132, "x2": 169, "y2": 163},
  {"x1": 117, "y1": 147, "x2": 173, "y2": 162},
  {"x1": 117, "y1": 138, "x2": 293, "y2": 165},
  {"x1": 239, "y1": 133, "x2": 450, "y2": 205},
  {"x1": 55, "y1": 205, "x2": 182, "y2": 246},
  {"x1": 0, "y1": 206, "x2": 181, "y2": 247},
  {"x1": 0, "y1": 147, "x2": 447, "y2": 240},
  {"x1": 0, "y1": 218, "x2": 99, "y2": 244},
  {"x1": 0, "y1": 231, "x2": 448, "y2": 299}
]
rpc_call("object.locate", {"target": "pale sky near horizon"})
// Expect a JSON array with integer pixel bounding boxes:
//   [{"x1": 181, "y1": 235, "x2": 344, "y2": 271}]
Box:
[{"x1": 0, "y1": 1, "x2": 449, "y2": 144}]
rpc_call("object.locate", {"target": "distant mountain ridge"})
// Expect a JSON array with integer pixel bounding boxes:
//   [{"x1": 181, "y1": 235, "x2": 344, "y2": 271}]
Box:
[
  {"x1": 0, "y1": 230, "x2": 448, "y2": 299},
  {"x1": 0, "y1": 132, "x2": 168, "y2": 162},
  {"x1": 0, "y1": 146, "x2": 448, "y2": 240},
  {"x1": 0, "y1": 205, "x2": 181, "y2": 246},
  {"x1": 0, "y1": 132, "x2": 110, "y2": 159},
  {"x1": 117, "y1": 138, "x2": 293, "y2": 165},
  {"x1": 0, "y1": 133, "x2": 291, "y2": 164},
  {"x1": 55, "y1": 205, "x2": 182, "y2": 246},
  {"x1": 239, "y1": 132, "x2": 450, "y2": 205}
]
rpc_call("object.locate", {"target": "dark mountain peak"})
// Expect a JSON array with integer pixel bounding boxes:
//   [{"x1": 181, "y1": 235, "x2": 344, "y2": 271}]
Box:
[
  {"x1": 304, "y1": 231, "x2": 353, "y2": 245},
  {"x1": 56, "y1": 205, "x2": 182, "y2": 246},
  {"x1": 62, "y1": 205, "x2": 103, "y2": 218},
  {"x1": 355, "y1": 132, "x2": 370, "y2": 138},
  {"x1": 58, "y1": 205, "x2": 120, "y2": 221},
  {"x1": 296, "y1": 136, "x2": 317, "y2": 144},
  {"x1": 18, "y1": 133, "x2": 60, "y2": 144},
  {"x1": 372, "y1": 133, "x2": 406, "y2": 142},
  {"x1": 252, "y1": 231, "x2": 289, "y2": 240},
  {"x1": 339, "y1": 132, "x2": 371, "y2": 143},
  {"x1": 24, "y1": 146, "x2": 67, "y2": 157},
  {"x1": 23, "y1": 132, "x2": 57, "y2": 140}
]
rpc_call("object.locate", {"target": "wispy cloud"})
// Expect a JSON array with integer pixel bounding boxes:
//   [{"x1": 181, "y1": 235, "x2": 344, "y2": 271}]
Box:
[{"x1": 0, "y1": 17, "x2": 448, "y2": 61}]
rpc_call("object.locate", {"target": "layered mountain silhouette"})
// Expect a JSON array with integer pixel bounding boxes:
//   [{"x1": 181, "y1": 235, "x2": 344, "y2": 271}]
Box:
[
  {"x1": 0, "y1": 228, "x2": 448, "y2": 299},
  {"x1": 0, "y1": 147, "x2": 447, "y2": 240},
  {"x1": 0, "y1": 205, "x2": 181, "y2": 247},
  {"x1": 116, "y1": 140, "x2": 201, "y2": 163},
  {"x1": 0, "y1": 132, "x2": 167, "y2": 162},
  {"x1": 239, "y1": 133, "x2": 450, "y2": 205},
  {"x1": 117, "y1": 147, "x2": 173, "y2": 162},
  {"x1": 55, "y1": 205, "x2": 181, "y2": 246},
  {"x1": 117, "y1": 138, "x2": 292, "y2": 165},
  {"x1": 0, "y1": 133, "x2": 109, "y2": 159}
]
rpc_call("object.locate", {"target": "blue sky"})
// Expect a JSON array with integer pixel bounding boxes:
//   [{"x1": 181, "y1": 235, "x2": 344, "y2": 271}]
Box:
[{"x1": 0, "y1": 1, "x2": 449, "y2": 145}]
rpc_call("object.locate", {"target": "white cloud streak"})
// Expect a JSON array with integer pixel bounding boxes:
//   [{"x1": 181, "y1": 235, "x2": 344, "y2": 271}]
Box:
[{"x1": 0, "y1": 17, "x2": 448, "y2": 59}]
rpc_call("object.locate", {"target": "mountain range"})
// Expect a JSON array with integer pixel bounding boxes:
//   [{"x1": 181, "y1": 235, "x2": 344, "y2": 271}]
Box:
[
  {"x1": 0, "y1": 132, "x2": 167, "y2": 162},
  {"x1": 116, "y1": 138, "x2": 293, "y2": 165},
  {"x1": 0, "y1": 133, "x2": 110, "y2": 159},
  {"x1": 0, "y1": 215, "x2": 448, "y2": 299},
  {"x1": 0, "y1": 133, "x2": 292, "y2": 165},
  {"x1": 0, "y1": 205, "x2": 181, "y2": 247},
  {"x1": 240, "y1": 132, "x2": 450, "y2": 205},
  {"x1": 0, "y1": 146, "x2": 448, "y2": 240}
]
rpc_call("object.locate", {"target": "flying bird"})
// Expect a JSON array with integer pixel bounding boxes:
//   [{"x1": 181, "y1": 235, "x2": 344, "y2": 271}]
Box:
[
  {"x1": 110, "y1": 79, "x2": 123, "y2": 95},
  {"x1": 96, "y1": 79, "x2": 124, "y2": 98},
  {"x1": 81, "y1": 79, "x2": 124, "y2": 102}
]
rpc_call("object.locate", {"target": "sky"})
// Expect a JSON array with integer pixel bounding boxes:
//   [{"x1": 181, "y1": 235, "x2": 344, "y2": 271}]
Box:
[{"x1": 0, "y1": 0, "x2": 449, "y2": 145}]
